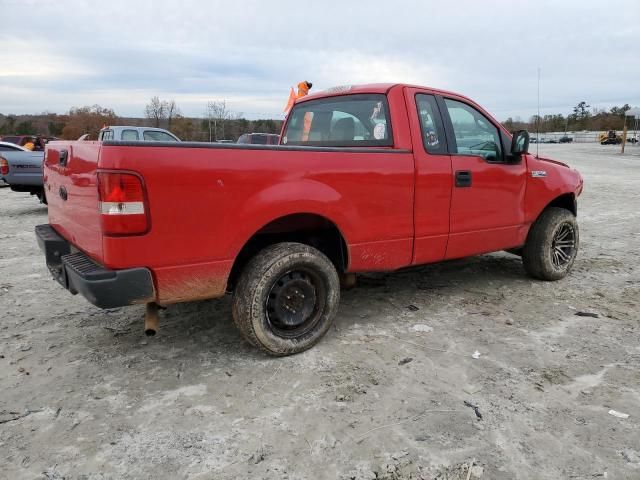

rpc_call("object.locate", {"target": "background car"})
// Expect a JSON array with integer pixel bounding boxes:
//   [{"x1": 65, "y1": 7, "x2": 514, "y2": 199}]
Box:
[
  {"x1": 237, "y1": 133, "x2": 280, "y2": 145},
  {"x1": 0, "y1": 146, "x2": 45, "y2": 202},
  {"x1": 0, "y1": 135, "x2": 58, "y2": 151},
  {"x1": 0, "y1": 141, "x2": 28, "y2": 187},
  {"x1": 0, "y1": 141, "x2": 29, "y2": 152}
]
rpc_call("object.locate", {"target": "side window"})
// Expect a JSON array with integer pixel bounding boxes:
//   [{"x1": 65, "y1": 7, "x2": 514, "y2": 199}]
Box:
[
  {"x1": 121, "y1": 129, "x2": 139, "y2": 141},
  {"x1": 282, "y1": 94, "x2": 392, "y2": 147},
  {"x1": 415, "y1": 94, "x2": 446, "y2": 154},
  {"x1": 444, "y1": 99, "x2": 502, "y2": 162},
  {"x1": 100, "y1": 130, "x2": 114, "y2": 141}
]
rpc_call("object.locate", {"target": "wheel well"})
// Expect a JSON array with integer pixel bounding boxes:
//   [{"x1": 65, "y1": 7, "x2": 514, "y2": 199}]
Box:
[
  {"x1": 546, "y1": 193, "x2": 577, "y2": 216},
  {"x1": 227, "y1": 214, "x2": 348, "y2": 291}
]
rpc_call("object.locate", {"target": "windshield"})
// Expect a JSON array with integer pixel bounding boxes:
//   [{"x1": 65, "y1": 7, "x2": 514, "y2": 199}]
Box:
[
  {"x1": 250, "y1": 134, "x2": 269, "y2": 144},
  {"x1": 143, "y1": 131, "x2": 178, "y2": 142}
]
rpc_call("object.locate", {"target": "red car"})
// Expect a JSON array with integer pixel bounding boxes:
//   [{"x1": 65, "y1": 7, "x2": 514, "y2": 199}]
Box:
[{"x1": 37, "y1": 83, "x2": 583, "y2": 355}]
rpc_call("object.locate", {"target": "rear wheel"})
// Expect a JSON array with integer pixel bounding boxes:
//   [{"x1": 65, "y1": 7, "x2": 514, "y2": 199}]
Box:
[
  {"x1": 522, "y1": 207, "x2": 579, "y2": 280},
  {"x1": 36, "y1": 188, "x2": 47, "y2": 205},
  {"x1": 232, "y1": 242, "x2": 340, "y2": 356}
]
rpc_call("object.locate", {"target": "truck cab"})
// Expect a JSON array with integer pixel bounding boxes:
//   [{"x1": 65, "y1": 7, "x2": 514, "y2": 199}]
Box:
[{"x1": 280, "y1": 84, "x2": 581, "y2": 264}]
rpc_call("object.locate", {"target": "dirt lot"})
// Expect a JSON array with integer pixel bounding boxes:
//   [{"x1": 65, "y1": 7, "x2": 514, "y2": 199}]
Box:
[{"x1": 1, "y1": 143, "x2": 639, "y2": 479}]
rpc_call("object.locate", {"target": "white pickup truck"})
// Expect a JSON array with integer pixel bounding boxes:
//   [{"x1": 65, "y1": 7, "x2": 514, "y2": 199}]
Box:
[{"x1": 98, "y1": 126, "x2": 180, "y2": 142}]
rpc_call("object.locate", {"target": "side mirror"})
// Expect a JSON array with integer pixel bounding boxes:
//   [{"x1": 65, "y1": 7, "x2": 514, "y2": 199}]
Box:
[{"x1": 511, "y1": 130, "x2": 529, "y2": 155}]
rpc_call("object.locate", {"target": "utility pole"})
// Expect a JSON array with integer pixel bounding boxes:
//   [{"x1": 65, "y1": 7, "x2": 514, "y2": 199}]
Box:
[{"x1": 621, "y1": 114, "x2": 628, "y2": 155}]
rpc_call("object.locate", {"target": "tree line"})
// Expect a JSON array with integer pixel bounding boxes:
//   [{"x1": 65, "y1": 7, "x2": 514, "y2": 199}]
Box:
[
  {"x1": 503, "y1": 102, "x2": 637, "y2": 133},
  {"x1": 2, "y1": 98, "x2": 635, "y2": 141},
  {"x1": 0, "y1": 96, "x2": 282, "y2": 141}
]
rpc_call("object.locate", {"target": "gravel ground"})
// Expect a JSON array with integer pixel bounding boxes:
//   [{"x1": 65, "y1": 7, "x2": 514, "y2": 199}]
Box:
[{"x1": 1, "y1": 143, "x2": 639, "y2": 479}]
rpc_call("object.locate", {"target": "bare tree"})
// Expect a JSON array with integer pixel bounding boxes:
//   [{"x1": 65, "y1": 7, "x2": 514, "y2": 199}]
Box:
[
  {"x1": 206, "y1": 100, "x2": 233, "y2": 141},
  {"x1": 165, "y1": 100, "x2": 180, "y2": 130},
  {"x1": 144, "y1": 97, "x2": 181, "y2": 130},
  {"x1": 145, "y1": 96, "x2": 166, "y2": 127}
]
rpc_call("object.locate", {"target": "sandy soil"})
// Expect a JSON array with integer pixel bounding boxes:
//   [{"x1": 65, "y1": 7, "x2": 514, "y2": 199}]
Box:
[{"x1": 1, "y1": 143, "x2": 639, "y2": 479}]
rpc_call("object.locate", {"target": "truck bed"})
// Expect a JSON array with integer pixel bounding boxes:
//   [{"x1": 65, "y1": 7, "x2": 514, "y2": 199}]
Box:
[{"x1": 44, "y1": 140, "x2": 415, "y2": 304}]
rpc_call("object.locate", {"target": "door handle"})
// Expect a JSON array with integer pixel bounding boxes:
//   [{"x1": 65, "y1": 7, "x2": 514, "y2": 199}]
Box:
[
  {"x1": 455, "y1": 170, "x2": 472, "y2": 187},
  {"x1": 59, "y1": 149, "x2": 68, "y2": 167}
]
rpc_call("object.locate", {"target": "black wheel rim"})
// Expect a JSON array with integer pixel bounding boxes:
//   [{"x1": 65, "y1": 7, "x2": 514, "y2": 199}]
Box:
[
  {"x1": 265, "y1": 268, "x2": 325, "y2": 338},
  {"x1": 551, "y1": 222, "x2": 576, "y2": 268}
]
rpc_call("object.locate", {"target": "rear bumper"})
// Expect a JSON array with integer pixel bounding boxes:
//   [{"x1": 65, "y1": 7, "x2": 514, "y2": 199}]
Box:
[{"x1": 35, "y1": 224, "x2": 155, "y2": 308}]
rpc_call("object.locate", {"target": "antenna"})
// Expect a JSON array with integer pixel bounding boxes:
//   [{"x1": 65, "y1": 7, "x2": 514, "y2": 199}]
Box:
[{"x1": 536, "y1": 67, "x2": 540, "y2": 158}]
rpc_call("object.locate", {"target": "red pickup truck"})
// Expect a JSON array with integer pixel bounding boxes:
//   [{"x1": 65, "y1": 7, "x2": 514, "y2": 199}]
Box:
[{"x1": 36, "y1": 83, "x2": 583, "y2": 355}]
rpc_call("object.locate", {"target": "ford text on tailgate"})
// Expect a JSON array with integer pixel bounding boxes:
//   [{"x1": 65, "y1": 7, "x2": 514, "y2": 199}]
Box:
[{"x1": 36, "y1": 84, "x2": 583, "y2": 356}]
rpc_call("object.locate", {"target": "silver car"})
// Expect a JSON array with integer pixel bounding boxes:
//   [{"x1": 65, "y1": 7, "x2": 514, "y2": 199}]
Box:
[{"x1": 0, "y1": 141, "x2": 46, "y2": 202}]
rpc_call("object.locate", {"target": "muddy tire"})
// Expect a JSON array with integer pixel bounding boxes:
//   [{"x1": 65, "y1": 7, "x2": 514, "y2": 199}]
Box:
[
  {"x1": 232, "y1": 242, "x2": 340, "y2": 356},
  {"x1": 522, "y1": 207, "x2": 579, "y2": 280},
  {"x1": 36, "y1": 189, "x2": 47, "y2": 205}
]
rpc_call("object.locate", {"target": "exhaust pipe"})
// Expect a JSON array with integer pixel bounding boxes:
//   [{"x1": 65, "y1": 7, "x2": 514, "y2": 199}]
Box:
[
  {"x1": 339, "y1": 273, "x2": 357, "y2": 290},
  {"x1": 144, "y1": 302, "x2": 160, "y2": 336}
]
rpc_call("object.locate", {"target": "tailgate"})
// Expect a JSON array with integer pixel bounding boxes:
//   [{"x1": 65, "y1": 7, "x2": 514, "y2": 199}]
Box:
[
  {"x1": 5, "y1": 151, "x2": 44, "y2": 184},
  {"x1": 45, "y1": 141, "x2": 103, "y2": 261}
]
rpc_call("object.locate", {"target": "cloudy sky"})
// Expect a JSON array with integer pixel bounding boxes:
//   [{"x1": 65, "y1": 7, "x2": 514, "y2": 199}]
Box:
[{"x1": 1, "y1": 0, "x2": 638, "y2": 121}]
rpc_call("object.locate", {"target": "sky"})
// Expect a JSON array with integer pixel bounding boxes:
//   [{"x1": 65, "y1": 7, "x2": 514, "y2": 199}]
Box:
[{"x1": 1, "y1": 0, "x2": 638, "y2": 121}]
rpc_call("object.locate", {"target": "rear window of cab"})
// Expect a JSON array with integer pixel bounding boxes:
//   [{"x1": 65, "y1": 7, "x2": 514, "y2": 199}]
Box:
[{"x1": 282, "y1": 94, "x2": 392, "y2": 147}]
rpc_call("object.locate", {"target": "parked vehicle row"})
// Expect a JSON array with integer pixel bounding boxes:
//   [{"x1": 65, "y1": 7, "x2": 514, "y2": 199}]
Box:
[
  {"x1": 1, "y1": 127, "x2": 181, "y2": 203},
  {"x1": 37, "y1": 83, "x2": 583, "y2": 356},
  {"x1": 531, "y1": 136, "x2": 573, "y2": 144},
  {"x1": 0, "y1": 135, "x2": 59, "y2": 151}
]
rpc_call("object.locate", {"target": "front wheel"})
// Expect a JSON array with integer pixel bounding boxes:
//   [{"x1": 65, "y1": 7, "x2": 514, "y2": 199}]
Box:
[
  {"x1": 232, "y1": 242, "x2": 340, "y2": 356},
  {"x1": 522, "y1": 207, "x2": 579, "y2": 281}
]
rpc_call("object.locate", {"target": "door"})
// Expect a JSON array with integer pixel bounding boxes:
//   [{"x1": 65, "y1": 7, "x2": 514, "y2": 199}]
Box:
[
  {"x1": 439, "y1": 97, "x2": 527, "y2": 259},
  {"x1": 280, "y1": 91, "x2": 415, "y2": 271},
  {"x1": 405, "y1": 88, "x2": 452, "y2": 264}
]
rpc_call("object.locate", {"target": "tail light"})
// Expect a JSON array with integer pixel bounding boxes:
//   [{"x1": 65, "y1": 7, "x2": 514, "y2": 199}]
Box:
[
  {"x1": 97, "y1": 171, "x2": 149, "y2": 235},
  {"x1": 0, "y1": 157, "x2": 8, "y2": 175}
]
